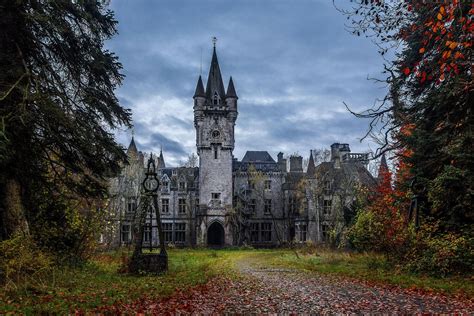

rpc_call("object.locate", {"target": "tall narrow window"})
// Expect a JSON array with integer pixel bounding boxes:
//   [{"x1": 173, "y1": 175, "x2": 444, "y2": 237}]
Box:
[
  {"x1": 250, "y1": 223, "x2": 259, "y2": 242},
  {"x1": 214, "y1": 146, "x2": 218, "y2": 159},
  {"x1": 213, "y1": 92, "x2": 219, "y2": 105},
  {"x1": 162, "y1": 223, "x2": 173, "y2": 243},
  {"x1": 323, "y1": 199, "x2": 332, "y2": 215},
  {"x1": 161, "y1": 198, "x2": 170, "y2": 213},
  {"x1": 178, "y1": 198, "x2": 187, "y2": 214},
  {"x1": 264, "y1": 199, "x2": 272, "y2": 214},
  {"x1": 121, "y1": 224, "x2": 131, "y2": 243},
  {"x1": 264, "y1": 180, "x2": 271, "y2": 190},
  {"x1": 249, "y1": 199, "x2": 256, "y2": 213},
  {"x1": 174, "y1": 223, "x2": 186, "y2": 243},
  {"x1": 261, "y1": 223, "x2": 272, "y2": 242}
]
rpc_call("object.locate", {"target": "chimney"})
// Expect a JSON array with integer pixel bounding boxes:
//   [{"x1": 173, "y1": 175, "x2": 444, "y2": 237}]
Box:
[
  {"x1": 277, "y1": 152, "x2": 287, "y2": 172},
  {"x1": 289, "y1": 155, "x2": 303, "y2": 172},
  {"x1": 330, "y1": 143, "x2": 351, "y2": 168}
]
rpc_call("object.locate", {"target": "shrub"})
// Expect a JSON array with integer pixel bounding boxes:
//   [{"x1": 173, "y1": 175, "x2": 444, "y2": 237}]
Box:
[
  {"x1": 403, "y1": 223, "x2": 473, "y2": 276},
  {"x1": 0, "y1": 233, "x2": 52, "y2": 287}
]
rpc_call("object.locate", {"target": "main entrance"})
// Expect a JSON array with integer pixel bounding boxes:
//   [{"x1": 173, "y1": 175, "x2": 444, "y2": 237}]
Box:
[{"x1": 207, "y1": 222, "x2": 225, "y2": 247}]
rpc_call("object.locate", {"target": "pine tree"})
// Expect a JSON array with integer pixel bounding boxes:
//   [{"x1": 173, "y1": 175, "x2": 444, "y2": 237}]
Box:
[{"x1": 0, "y1": 0, "x2": 131, "y2": 240}]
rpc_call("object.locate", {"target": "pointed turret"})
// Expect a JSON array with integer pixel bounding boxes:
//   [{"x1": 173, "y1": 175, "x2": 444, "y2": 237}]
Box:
[
  {"x1": 226, "y1": 76, "x2": 238, "y2": 99},
  {"x1": 127, "y1": 137, "x2": 138, "y2": 156},
  {"x1": 205, "y1": 46, "x2": 226, "y2": 103},
  {"x1": 193, "y1": 75, "x2": 205, "y2": 98},
  {"x1": 307, "y1": 150, "x2": 316, "y2": 176},
  {"x1": 157, "y1": 147, "x2": 166, "y2": 169}
]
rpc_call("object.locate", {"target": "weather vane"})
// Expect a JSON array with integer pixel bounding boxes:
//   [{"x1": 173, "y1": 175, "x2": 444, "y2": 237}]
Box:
[{"x1": 212, "y1": 36, "x2": 217, "y2": 47}]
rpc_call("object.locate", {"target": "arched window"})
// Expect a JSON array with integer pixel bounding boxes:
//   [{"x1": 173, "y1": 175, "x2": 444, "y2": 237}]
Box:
[{"x1": 213, "y1": 92, "x2": 219, "y2": 105}]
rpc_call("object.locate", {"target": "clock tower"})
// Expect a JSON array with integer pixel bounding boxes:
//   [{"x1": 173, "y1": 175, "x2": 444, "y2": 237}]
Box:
[{"x1": 193, "y1": 43, "x2": 238, "y2": 246}]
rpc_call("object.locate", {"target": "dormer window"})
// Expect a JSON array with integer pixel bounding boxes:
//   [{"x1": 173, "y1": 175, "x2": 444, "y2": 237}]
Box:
[{"x1": 213, "y1": 92, "x2": 219, "y2": 105}]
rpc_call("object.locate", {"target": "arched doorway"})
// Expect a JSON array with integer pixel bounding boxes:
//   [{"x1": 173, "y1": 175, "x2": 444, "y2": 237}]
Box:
[{"x1": 207, "y1": 222, "x2": 225, "y2": 247}]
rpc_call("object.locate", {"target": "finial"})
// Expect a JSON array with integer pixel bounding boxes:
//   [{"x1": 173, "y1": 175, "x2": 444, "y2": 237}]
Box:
[
  {"x1": 131, "y1": 127, "x2": 135, "y2": 138},
  {"x1": 212, "y1": 36, "x2": 217, "y2": 48}
]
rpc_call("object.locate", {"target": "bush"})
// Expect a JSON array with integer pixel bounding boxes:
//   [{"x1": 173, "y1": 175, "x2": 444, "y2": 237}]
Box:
[
  {"x1": 347, "y1": 209, "x2": 385, "y2": 252},
  {"x1": 0, "y1": 233, "x2": 52, "y2": 287},
  {"x1": 403, "y1": 223, "x2": 473, "y2": 276}
]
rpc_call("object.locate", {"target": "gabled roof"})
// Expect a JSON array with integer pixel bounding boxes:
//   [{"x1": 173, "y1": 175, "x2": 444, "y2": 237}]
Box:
[
  {"x1": 205, "y1": 47, "x2": 226, "y2": 100},
  {"x1": 241, "y1": 151, "x2": 276, "y2": 163}
]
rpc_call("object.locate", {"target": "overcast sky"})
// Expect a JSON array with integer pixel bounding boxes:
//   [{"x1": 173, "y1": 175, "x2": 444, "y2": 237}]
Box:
[{"x1": 107, "y1": 0, "x2": 388, "y2": 167}]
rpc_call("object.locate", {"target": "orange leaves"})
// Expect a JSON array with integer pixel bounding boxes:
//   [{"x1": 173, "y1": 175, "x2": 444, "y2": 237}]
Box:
[{"x1": 419, "y1": 47, "x2": 425, "y2": 54}]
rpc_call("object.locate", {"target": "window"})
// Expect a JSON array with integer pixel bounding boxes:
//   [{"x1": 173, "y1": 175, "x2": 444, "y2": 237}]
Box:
[
  {"x1": 195, "y1": 198, "x2": 200, "y2": 212},
  {"x1": 214, "y1": 146, "x2": 218, "y2": 159},
  {"x1": 324, "y1": 180, "x2": 332, "y2": 195},
  {"x1": 264, "y1": 199, "x2": 272, "y2": 214},
  {"x1": 261, "y1": 223, "x2": 272, "y2": 242},
  {"x1": 250, "y1": 223, "x2": 259, "y2": 242},
  {"x1": 161, "y1": 198, "x2": 170, "y2": 213},
  {"x1": 211, "y1": 192, "x2": 221, "y2": 200},
  {"x1": 295, "y1": 223, "x2": 307, "y2": 242},
  {"x1": 213, "y1": 92, "x2": 219, "y2": 105},
  {"x1": 321, "y1": 224, "x2": 329, "y2": 241},
  {"x1": 178, "y1": 198, "x2": 187, "y2": 214},
  {"x1": 162, "y1": 181, "x2": 169, "y2": 190},
  {"x1": 249, "y1": 199, "x2": 256, "y2": 213},
  {"x1": 121, "y1": 224, "x2": 131, "y2": 243},
  {"x1": 162, "y1": 223, "x2": 173, "y2": 243},
  {"x1": 264, "y1": 180, "x2": 271, "y2": 190},
  {"x1": 127, "y1": 198, "x2": 136, "y2": 214},
  {"x1": 174, "y1": 223, "x2": 186, "y2": 243},
  {"x1": 289, "y1": 197, "x2": 297, "y2": 214},
  {"x1": 323, "y1": 199, "x2": 332, "y2": 215},
  {"x1": 179, "y1": 181, "x2": 186, "y2": 190},
  {"x1": 143, "y1": 224, "x2": 152, "y2": 243}
]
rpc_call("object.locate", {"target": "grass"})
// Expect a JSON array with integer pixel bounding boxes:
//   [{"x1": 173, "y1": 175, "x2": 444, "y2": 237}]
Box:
[
  {"x1": 1, "y1": 247, "x2": 472, "y2": 313},
  {"x1": 0, "y1": 248, "x2": 244, "y2": 313}
]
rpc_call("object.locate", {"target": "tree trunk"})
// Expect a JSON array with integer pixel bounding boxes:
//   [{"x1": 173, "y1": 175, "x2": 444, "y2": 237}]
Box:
[{"x1": 1, "y1": 178, "x2": 29, "y2": 239}]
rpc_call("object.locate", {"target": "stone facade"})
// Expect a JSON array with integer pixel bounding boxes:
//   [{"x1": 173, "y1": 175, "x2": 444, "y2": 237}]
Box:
[{"x1": 106, "y1": 47, "x2": 377, "y2": 248}]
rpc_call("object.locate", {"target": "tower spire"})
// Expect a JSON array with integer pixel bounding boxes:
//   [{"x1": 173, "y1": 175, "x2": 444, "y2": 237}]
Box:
[
  {"x1": 307, "y1": 150, "x2": 316, "y2": 175},
  {"x1": 226, "y1": 76, "x2": 238, "y2": 99},
  {"x1": 205, "y1": 42, "x2": 226, "y2": 101}
]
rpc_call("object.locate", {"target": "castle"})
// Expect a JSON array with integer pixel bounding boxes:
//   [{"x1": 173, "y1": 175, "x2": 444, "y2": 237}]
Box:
[{"x1": 106, "y1": 46, "x2": 377, "y2": 247}]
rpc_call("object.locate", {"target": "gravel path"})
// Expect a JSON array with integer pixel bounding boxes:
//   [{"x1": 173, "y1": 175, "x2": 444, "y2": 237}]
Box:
[{"x1": 120, "y1": 256, "x2": 474, "y2": 314}]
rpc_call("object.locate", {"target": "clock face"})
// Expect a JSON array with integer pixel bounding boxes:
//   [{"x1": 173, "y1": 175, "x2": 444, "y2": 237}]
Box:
[{"x1": 211, "y1": 130, "x2": 220, "y2": 139}]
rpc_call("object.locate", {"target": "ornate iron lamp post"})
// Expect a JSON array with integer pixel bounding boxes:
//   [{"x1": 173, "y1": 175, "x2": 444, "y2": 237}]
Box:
[{"x1": 129, "y1": 154, "x2": 168, "y2": 274}]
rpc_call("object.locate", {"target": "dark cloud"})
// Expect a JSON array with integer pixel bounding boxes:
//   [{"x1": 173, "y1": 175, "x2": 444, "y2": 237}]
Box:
[{"x1": 107, "y1": 0, "x2": 387, "y2": 166}]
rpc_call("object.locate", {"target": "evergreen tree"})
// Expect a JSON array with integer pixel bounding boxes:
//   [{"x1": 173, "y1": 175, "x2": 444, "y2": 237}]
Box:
[{"x1": 0, "y1": 0, "x2": 131, "y2": 240}]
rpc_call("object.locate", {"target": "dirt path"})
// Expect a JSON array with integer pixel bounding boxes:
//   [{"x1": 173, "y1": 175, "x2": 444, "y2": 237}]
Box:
[{"x1": 113, "y1": 255, "x2": 473, "y2": 314}]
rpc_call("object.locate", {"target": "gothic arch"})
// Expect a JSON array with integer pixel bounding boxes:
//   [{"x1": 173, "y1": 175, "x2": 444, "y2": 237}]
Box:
[{"x1": 207, "y1": 221, "x2": 225, "y2": 247}]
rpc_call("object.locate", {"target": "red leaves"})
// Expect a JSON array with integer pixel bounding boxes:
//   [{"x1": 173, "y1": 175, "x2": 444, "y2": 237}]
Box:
[{"x1": 403, "y1": 67, "x2": 410, "y2": 76}]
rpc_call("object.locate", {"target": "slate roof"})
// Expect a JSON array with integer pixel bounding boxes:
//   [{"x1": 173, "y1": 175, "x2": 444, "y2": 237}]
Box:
[
  {"x1": 314, "y1": 161, "x2": 377, "y2": 189},
  {"x1": 127, "y1": 137, "x2": 138, "y2": 155},
  {"x1": 241, "y1": 151, "x2": 276, "y2": 163}
]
